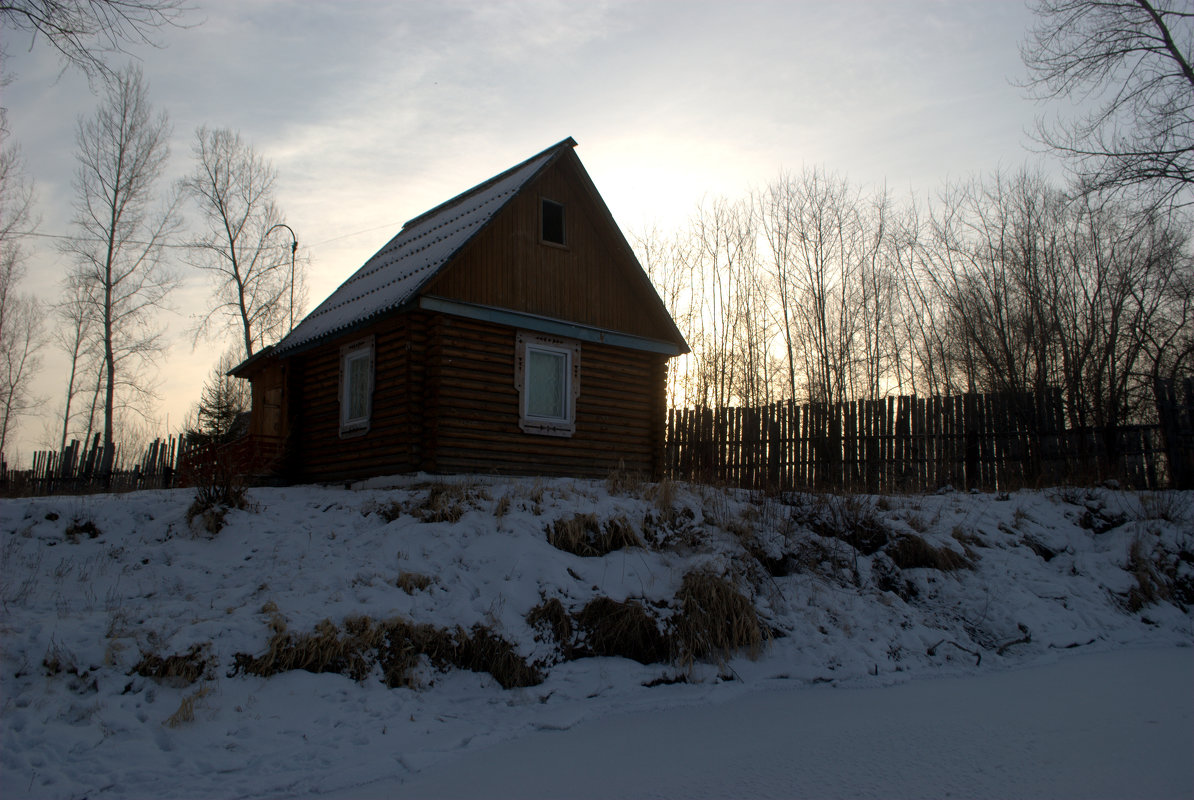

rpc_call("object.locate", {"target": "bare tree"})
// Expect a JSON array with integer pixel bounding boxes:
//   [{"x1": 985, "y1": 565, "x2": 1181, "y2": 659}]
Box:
[
  {"x1": 635, "y1": 224, "x2": 699, "y2": 406},
  {"x1": 1022, "y1": 0, "x2": 1194, "y2": 208},
  {"x1": 63, "y1": 64, "x2": 178, "y2": 474},
  {"x1": 917, "y1": 166, "x2": 1192, "y2": 471},
  {"x1": 0, "y1": 257, "x2": 42, "y2": 462},
  {"x1": 181, "y1": 126, "x2": 306, "y2": 359},
  {"x1": 51, "y1": 272, "x2": 98, "y2": 451},
  {"x1": 0, "y1": 0, "x2": 189, "y2": 80},
  {"x1": 762, "y1": 168, "x2": 894, "y2": 406},
  {"x1": 0, "y1": 110, "x2": 42, "y2": 463},
  {"x1": 918, "y1": 171, "x2": 1066, "y2": 400},
  {"x1": 684, "y1": 197, "x2": 762, "y2": 408}
]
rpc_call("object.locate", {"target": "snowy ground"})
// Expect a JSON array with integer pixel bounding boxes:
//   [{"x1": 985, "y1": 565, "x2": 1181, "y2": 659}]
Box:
[
  {"x1": 1, "y1": 476, "x2": 1191, "y2": 799},
  {"x1": 387, "y1": 647, "x2": 1193, "y2": 800}
]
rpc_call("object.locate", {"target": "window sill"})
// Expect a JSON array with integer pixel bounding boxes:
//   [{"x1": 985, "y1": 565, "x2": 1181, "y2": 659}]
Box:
[
  {"x1": 519, "y1": 419, "x2": 575, "y2": 437},
  {"x1": 339, "y1": 423, "x2": 371, "y2": 439}
]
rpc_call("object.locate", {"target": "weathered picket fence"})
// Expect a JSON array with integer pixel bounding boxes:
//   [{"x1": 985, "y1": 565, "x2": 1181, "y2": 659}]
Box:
[
  {"x1": 1, "y1": 434, "x2": 193, "y2": 496},
  {"x1": 666, "y1": 379, "x2": 1194, "y2": 493}
]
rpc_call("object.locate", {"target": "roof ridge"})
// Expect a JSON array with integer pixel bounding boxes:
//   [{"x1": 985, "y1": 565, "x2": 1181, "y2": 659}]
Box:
[{"x1": 401, "y1": 137, "x2": 576, "y2": 231}]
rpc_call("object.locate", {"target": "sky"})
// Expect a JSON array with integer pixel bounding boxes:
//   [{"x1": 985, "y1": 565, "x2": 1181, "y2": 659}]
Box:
[{"x1": 1, "y1": 0, "x2": 1052, "y2": 462}]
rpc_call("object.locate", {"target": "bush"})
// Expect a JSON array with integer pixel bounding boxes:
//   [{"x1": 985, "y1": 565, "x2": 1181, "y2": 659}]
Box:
[
  {"x1": 185, "y1": 447, "x2": 249, "y2": 536},
  {"x1": 573, "y1": 597, "x2": 670, "y2": 664}
]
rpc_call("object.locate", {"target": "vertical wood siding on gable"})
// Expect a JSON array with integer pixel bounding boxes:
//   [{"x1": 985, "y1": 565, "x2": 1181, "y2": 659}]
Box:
[{"x1": 422, "y1": 156, "x2": 678, "y2": 345}]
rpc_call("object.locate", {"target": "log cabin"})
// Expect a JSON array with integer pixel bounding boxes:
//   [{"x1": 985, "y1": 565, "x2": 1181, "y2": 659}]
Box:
[{"x1": 231, "y1": 138, "x2": 688, "y2": 482}]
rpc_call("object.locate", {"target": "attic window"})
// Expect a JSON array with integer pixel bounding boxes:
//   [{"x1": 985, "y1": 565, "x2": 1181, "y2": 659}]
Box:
[
  {"x1": 339, "y1": 336, "x2": 374, "y2": 437},
  {"x1": 541, "y1": 198, "x2": 565, "y2": 246},
  {"x1": 515, "y1": 331, "x2": 580, "y2": 437}
]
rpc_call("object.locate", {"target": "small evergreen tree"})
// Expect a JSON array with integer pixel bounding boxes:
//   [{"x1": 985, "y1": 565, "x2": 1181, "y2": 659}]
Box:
[{"x1": 187, "y1": 351, "x2": 249, "y2": 446}]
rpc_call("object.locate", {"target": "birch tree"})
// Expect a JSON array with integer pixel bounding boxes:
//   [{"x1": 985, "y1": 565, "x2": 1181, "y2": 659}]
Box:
[
  {"x1": 51, "y1": 273, "x2": 98, "y2": 452},
  {"x1": 63, "y1": 64, "x2": 178, "y2": 474},
  {"x1": 181, "y1": 126, "x2": 306, "y2": 359},
  {"x1": 0, "y1": 112, "x2": 43, "y2": 463}
]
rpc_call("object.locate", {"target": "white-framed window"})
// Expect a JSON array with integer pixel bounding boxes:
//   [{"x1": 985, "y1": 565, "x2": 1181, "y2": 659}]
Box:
[
  {"x1": 339, "y1": 336, "x2": 374, "y2": 437},
  {"x1": 515, "y1": 331, "x2": 580, "y2": 437}
]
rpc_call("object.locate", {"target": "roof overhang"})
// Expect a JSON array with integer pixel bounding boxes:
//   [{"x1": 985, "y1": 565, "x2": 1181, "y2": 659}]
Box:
[
  {"x1": 418, "y1": 296, "x2": 686, "y2": 356},
  {"x1": 229, "y1": 345, "x2": 273, "y2": 378}
]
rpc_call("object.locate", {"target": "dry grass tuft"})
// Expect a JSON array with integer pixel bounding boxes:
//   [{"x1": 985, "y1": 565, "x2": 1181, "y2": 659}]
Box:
[
  {"x1": 526, "y1": 597, "x2": 573, "y2": 654},
  {"x1": 396, "y1": 572, "x2": 432, "y2": 594},
  {"x1": 951, "y1": 526, "x2": 986, "y2": 549},
  {"x1": 416, "y1": 482, "x2": 490, "y2": 523},
  {"x1": 372, "y1": 483, "x2": 492, "y2": 524},
  {"x1": 232, "y1": 614, "x2": 541, "y2": 690},
  {"x1": 232, "y1": 616, "x2": 382, "y2": 682},
  {"x1": 574, "y1": 597, "x2": 670, "y2": 664},
  {"x1": 646, "y1": 477, "x2": 678, "y2": 518},
  {"x1": 606, "y1": 462, "x2": 646, "y2": 496},
  {"x1": 1139, "y1": 491, "x2": 1191, "y2": 524},
  {"x1": 672, "y1": 569, "x2": 766, "y2": 665},
  {"x1": 164, "y1": 684, "x2": 213, "y2": 728},
  {"x1": 375, "y1": 501, "x2": 405, "y2": 523},
  {"x1": 452, "y1": 624, "x2": 543, "y2": 689},
  {"x1": 547, "y1": 513, "x2": 643, "y2": 557},
  {"x1": 802, "y1": 496, "x2": 891, "y2": 555},
  {"x1": 64, "y1": 519, "x2": 101, "y2": 541},
  {"x1": 1124, "y1": 535, "x2": 1174, "y2": 611},
  {"x1": 132, "y1": 643, "x2": 213, "y2": 686},
  {"x1": 494, "y1": 494, "x2": 511, "y2": 520},
  {"x1": 886, "y1": 534, "x2": 973, "y2": 571}
]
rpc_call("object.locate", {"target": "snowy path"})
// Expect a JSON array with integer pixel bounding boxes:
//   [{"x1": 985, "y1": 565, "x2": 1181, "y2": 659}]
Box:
[{"x1": 360, "y1": 647, "x2": 1193, "y2": 800}]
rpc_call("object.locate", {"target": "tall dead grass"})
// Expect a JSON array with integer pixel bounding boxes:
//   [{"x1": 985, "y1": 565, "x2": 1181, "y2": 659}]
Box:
[
  {"x1": 231, "y1": 614, "x2": 541, "y2": 690},
  {"x1": 132, "y1": 643, "x2": 213, "y2": 686},
  {"x1": 547, "y1": 513, "x2": 643, "y2": 557},
  {"x1": 672, "y1": 569, "x2": 766, "y2": 666},
  {"x1": 573, "y1": 597, "x2": 670, "y2": 664},
  {"x1": 528, "y1": 570, "x2": 768, "y2": 670},
  {"x1": 886, "y1": 534, "x2": 973, "y2": 571}
]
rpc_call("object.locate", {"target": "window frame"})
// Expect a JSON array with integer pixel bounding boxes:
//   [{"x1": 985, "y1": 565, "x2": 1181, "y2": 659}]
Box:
[
  {"x1": 515, "y1": 331, "x2": 580, "y2": 437},
  {"x1": 338, "y1": 335, "x2": 375, "y2": 438},
  {"x1": 540, "y1": 197, "x2": 566, "y2": 247}
]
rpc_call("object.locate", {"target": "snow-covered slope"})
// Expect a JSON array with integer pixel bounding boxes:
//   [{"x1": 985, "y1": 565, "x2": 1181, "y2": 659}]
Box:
[{"x1": 1, "y1": 477, "x2": 1190, "y2": 799}]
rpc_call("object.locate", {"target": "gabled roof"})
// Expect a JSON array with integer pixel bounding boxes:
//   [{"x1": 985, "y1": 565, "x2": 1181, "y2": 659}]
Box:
[{"x1": 270, "y1": 137, "x2": 577, "y2": 357}]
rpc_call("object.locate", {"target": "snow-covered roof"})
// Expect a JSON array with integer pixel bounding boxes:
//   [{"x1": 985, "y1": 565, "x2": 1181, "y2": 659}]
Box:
[{"x1": 271, "y1": 138, "x2": 575, "y2": 356}]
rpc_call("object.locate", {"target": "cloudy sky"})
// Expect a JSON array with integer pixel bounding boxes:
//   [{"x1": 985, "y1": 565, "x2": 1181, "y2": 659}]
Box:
[{"x1": 3, "y1": 0, "x2": 1052, "y2": 459}]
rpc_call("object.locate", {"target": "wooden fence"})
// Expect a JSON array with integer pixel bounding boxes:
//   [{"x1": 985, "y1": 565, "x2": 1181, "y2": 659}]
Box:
[
  {"x1": 666, "y1": 379, "x2": 1194, "y2": 493},
  {"x1": 0, "y1": 434, "x2": 193, "y2": 496}
]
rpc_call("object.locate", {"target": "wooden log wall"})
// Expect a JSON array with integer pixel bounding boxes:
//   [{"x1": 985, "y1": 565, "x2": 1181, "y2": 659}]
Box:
[
  {"x1": 428, "y1": 314, "x2": 667, "y2": 478},
  {"x1": 667, "y1": 386, "x2": 1187, "y2": 493},
  {"x1": 289, "y1": 313, "x2": 418, "y2": 482},
  {"x1": 284, "y1": 310, "x2": 668, "y2": 482}
]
